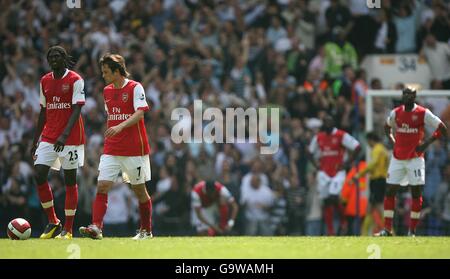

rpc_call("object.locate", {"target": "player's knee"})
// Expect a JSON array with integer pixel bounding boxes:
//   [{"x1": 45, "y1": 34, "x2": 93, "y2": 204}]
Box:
[
  {"x1": 132, "y1": 185, "x2": 149, "y2": 201},
  {"x1": 34, "y1": 166, "x2": 48, "y2": 185},
  {"x1": 35, "y1": 174, "x2": 46, "y2": 186},
  {"x1": 411, "y1": 186, "x2": 423, "y2": 199},
  {"x1": 385, "y1": 185, "x2": 397, "y2": 197},
  {"x1": 64, "y1": 176, "x2": 77, "y2": 186}
]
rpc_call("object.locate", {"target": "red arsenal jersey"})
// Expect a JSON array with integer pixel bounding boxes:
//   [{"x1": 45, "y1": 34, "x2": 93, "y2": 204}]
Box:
[
  {"x1": 191, "y1": 181, "x2": 233, "y2": 208},
  {"x1": 103, "y1": 79, "x2": 150, "y2": 156},
  {"x1": 308, "y1": 128, "x2": 360, "y2": 177},
  {"x1": 386, "y1": 104, "x2": 442, "y2": 160},
  {"x1": 39, "y1": 69, "x2": 85, "y2": 145}
]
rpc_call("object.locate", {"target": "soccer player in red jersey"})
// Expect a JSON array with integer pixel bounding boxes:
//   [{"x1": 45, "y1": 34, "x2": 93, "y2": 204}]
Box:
[
  {"x1": 378, "y1": 87, "x2": 447, "y2": 236},
  {"x1": 308, "y1": 114, "x2": 361, "y2": 235},
  {"x1": 31, "y1": 46, "x2": 86, "y2": 239},
  {"x1": 79, "y1": 54, "x2": 153, "y2": 240},
  {"x1": 191, "y1": 180, "x2": 239, "y2": 236}
]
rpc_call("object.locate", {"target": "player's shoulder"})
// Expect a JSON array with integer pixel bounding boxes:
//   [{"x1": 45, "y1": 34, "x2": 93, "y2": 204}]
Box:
[
  {"x1": 67, "y1": 70, "x2": 83, "y2": 81},
  {"x1": 103, "y1": 83, "x2": 115, "y2": 91},
  {"x1": 193, "y1": 181, "x2": 205, "y2": 192},
  {"x1": 393, "y1": 105, "x2": 404, "y2": 113},
  {"x1": 315, "y1": 131, "x2": 325, "y2": 138},
  {"x1": 414, "y1": 104, "x2": 428, "y2": 113},
  {"x1": 40, "y1": 72, "x2": 53, "y2": 83},
  {"x1": 126, "y1": 79, "x2": 142, "y2": 89},
  {"x1": 214, "y1": 181, "x2": 225, "y2": 189},
  {"x1": 334, "y1": 128, "x2": 347, "y2": 137}
]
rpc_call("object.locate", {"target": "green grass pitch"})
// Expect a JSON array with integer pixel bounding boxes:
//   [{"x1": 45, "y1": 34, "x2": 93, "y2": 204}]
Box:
[{"x1": 1, "y1": 237, "x2": 450, "y2": 259}]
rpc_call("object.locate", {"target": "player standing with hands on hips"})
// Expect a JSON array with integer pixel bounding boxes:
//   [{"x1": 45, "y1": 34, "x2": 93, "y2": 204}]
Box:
[
  {"x1": 378, "y1": 87, "x2": 447, "y2": 236},
  {"x1": 79, "y1": 54, "x2": 153, "y2": 240},
  {"x1": 32, "y1": 46, "x2": 86, "y2": 239}
]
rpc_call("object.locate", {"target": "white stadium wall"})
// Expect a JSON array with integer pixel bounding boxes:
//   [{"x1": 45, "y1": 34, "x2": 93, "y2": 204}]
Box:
[{"x1": 361, "y1": 54, "x2": 432, "y2": 89}]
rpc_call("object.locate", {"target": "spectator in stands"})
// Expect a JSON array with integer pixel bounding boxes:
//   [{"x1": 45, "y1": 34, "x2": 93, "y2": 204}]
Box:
[
  {"x1": 438, "y1": 164, "x2": 450, "y2": 235},
  {"x1": 325, "y1": 0, "x2": 352, "y2": 40},
  {"x1": 393, "y1": 2, "x2": 419, "y2": 53},
  {"x1": 374, "y1": 8, "x2": 397, "y2": 54},
  {"x1": 430, "y1": 1, "x2": 450, "y2": 43},
  {"x1": 241, "y1": 174, "x2": 274, "y2": 236},
  {"x1": 324, "y1": 28, "x2": 358, "y2": 79},
  {"x1": 103, "y1": 183, "x2": 134, "y2": 237},
  {"x1": 421, "y1": 33, "x2": 450, "y2": 89},
  {"x1": 424, "y1": 141, "x2": 447, "y2": 206}
]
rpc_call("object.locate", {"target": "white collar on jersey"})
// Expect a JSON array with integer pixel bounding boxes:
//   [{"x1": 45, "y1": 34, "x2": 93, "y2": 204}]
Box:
[
  {"x1": 52, "y1": 69, "x2": 69, "y2": 79},
  {"x1": 120, "y1": 78, "x2": 130, "y2": 88}
]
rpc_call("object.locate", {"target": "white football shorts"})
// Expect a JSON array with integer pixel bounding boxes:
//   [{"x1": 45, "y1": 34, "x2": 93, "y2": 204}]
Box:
[
  {"x1": 386, "y1": 156, "x2": 425, "y2": 186},
  {"x1": 34, "y1": 142, "x2": 84, "y2": 170},
  {"x1": 316, "y1": 170, "x2": 346, "y2": 199},
  {"x1": 98, "y1": 154, "x2": 151, "y2": 185}
]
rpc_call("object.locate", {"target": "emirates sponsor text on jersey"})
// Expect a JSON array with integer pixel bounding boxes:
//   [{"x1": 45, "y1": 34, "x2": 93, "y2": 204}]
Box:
[
  {"x1": 107, "y1": 107, "x2": 132, "y2": 121},
  {"x1": 46, "y1": 96, "x2": 71, "y2": 110},
  {"x1": 396, "y1": 123, "x2": 419, "y2": 134}
]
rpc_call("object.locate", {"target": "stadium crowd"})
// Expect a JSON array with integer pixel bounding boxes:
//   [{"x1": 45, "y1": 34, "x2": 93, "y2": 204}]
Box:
[{"x1": 1, "y1": 0, "x2": 450, "y2": 237}]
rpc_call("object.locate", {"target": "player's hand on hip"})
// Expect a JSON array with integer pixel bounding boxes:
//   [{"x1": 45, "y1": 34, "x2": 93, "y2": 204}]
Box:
[
  {"x1": 105, "y1": 125, "x2": 123, "y2": 138},
  {"x1": 54, "y1": 135, "x2": 67, "y2": 152}
]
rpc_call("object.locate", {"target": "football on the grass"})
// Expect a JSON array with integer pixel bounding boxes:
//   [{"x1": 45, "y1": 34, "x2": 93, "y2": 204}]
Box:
[{"x1": 7, "y1": 218, "x2": 31, "y2": 240}]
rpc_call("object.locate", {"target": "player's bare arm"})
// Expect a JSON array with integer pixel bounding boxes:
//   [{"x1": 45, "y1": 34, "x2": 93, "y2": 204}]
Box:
[
  {"x1": 104, "y1": 109, "x2": 145, "y2": 138},
  {"x1": 415, "y1": 122, "x2": 448, "y2": 153},
  {"x1": 384, "y1": 123, "x2": 395, "y2": 146},
  {"x1": 31, "y1": 106, "x2": 47, "y2": 160},
  {"x1": 53, "y1": 104, "x2": 83, "y2": 152},
  {"x1": 306, "y1": 149, "x2": 319, "y2": 170},
  {"x1": 224, "y1": 199, "x2": 239, "y2": 231}
]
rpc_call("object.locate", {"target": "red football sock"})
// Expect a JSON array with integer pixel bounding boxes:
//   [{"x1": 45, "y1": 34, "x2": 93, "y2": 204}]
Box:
[
  {"x1": 139, "y1": 199, "x2": 152, "y2": 232},
  {"x1": 37, "y1": 182, "x2": 59, "y2": 224},
  {"x1": 64, "y1": 184, "x2": 78, "y2": 233},
  {"x1": 410, "y1": 196, "x2": 423, "y2": 232},
  {"x1": 324, "y1": 205, "x2": 335, "y2": 236},
  {"x1": 92, "y1": 193, "x2": 108, "y2": 229},
  {"x1": 383, "y1": 196, "x2": 395, "y2": 232},
  {"x1": 219, "y1": 204, "x2": 229, "y2": 230}
]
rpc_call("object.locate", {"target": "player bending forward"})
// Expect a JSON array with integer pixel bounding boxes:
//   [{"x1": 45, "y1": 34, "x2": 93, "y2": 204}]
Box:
[
  {"x1": 79, "y1": 54, "x2": 153, "y2": 240},
  {"x1": 377, "y1": 87, "x2": 447, "y2": 236},
  {"x1": 192, "y1": 180, "x2": 239, "y2": 236}
]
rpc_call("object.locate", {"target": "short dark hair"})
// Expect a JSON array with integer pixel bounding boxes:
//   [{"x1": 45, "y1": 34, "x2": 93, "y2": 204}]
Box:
[
  {"x1": 366, "y1": 131, "x2": 380, "y2": 142},
  {"x1": 99, "y1": 53, "x2": 130, "y2": 77}
]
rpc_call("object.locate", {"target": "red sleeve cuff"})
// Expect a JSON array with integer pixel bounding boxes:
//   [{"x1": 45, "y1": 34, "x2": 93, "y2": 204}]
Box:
[
  {"x1": 432, "y1": 123, "x2": 444, "y2": 139},
  {"x1": 137, "y1": 106, "x2": 149, "y2": 112}
]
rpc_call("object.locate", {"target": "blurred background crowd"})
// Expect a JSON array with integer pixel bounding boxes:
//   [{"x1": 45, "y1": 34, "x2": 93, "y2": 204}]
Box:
[{"x1": 1, "y1": 0, "x2": 450, "y2": 237}]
